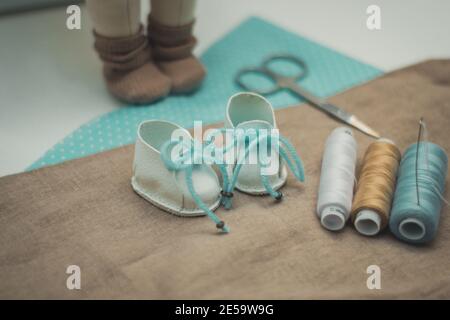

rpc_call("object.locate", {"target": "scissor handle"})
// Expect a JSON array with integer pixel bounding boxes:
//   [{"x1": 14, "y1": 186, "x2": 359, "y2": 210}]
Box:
[
  {"x1": 235, "y1": 54, "x2": 308, "y2": 96},
  {"x1": 262, "y1": 54, "x2": 308, "y2": 82},
  {"x1": 235, "y1": 67, "x2": 281, "y2": 95}
]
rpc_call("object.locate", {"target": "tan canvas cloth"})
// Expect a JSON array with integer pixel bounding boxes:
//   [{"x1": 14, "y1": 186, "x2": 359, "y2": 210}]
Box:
[{"x1": 1, "y1": 60, "x2": 450, "y2": 299}]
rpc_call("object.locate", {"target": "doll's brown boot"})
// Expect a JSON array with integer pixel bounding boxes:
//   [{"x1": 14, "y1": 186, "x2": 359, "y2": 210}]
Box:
[
  {"x1": 147, "y1": 18, "x2": 206, "y2": 93},
  {"x1": 93, "y1": 26, "x2": 171, "y2": 104}
]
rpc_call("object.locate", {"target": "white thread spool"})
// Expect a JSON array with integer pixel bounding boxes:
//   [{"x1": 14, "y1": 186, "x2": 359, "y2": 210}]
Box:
[
  {"x1": 317, "y1": 127, "x2": 357, "y2": 231},
  {"x1": 353, "y1": 138, "x2": 395, "y2": 236}
]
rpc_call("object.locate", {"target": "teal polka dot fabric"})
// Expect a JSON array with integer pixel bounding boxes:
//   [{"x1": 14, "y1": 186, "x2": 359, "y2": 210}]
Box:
[{"x1": 29, "y1": 17, "x2": 381, "y2": 170}]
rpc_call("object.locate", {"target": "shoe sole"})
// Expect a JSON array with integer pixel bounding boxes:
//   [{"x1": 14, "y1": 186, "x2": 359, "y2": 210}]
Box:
[
  {"x1": 234, "y1": 166, "x2": 288, "y2": 195},
  {"x1": 131, "y1": 177, "x2": 221, "y2": 217}
]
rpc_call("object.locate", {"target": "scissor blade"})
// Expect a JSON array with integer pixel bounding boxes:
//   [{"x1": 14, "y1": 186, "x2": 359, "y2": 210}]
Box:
[
  {"x1": 284, "y1": 85, "x2": 382, "y2": 139},
  {"x1": 317, "y1": 102, "x2": 381, "y2": 139},
  {"x1": 347, "y1": 115, "x2": 381, "y2": 139}
]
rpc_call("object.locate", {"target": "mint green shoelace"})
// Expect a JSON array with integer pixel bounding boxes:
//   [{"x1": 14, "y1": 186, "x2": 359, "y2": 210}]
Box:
[
  {"x1": 160, "y1": 139, "x2": 230, "y2": 233},
  {"x1": 220, "y1": 131, "x2": 305, "y2": 209},
  {"x1": 160, "y1": 130, "x2": 305, "y2": 233}
]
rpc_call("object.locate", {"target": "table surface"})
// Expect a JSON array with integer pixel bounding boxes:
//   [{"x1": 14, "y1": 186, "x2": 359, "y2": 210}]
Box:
[{"x1": 1, "y1": 0, "x2": 449, "y2": 177}]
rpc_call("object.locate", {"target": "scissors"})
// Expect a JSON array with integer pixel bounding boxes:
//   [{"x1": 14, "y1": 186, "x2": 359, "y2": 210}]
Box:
[{"x1": 235, "y1": 54, "x2": 380, "y2": 139}]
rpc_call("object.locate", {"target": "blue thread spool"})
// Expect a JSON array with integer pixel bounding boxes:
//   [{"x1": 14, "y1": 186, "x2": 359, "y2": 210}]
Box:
[{"x1": 389, "y1": 142, "x2": 448, "y2": 244}]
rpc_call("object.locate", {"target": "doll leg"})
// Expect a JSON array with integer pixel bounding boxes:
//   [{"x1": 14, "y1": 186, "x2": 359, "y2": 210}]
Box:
[
  {"x1": 148, "y1": 0, "x2": 206, "y2": 93},
  {"x1": 86, "y1": 0, "x2": 140, "y2": 37},
  {"x1": 86, "y1": 0, "x2": 171, "y2": 104},
  {"x1": 150, "y1": 0, "x2": 196, "y2": 27}
]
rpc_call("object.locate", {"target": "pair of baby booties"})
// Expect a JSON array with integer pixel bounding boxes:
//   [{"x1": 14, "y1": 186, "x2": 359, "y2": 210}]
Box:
[{"x1": 131, "y1": 92, "x2": 305, "y2": 233}]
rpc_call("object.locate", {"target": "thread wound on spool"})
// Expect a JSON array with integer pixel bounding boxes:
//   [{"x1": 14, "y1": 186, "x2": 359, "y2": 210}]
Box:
[
  {"x1": 317, "y1": 127, "x2": 357, "y2": 231},
  {"x1": 389, "y1": 142, "x2": 448, "y2": 244},
  {"x1": 351, "y1": 140, "x2": 401, "y2": 236}
]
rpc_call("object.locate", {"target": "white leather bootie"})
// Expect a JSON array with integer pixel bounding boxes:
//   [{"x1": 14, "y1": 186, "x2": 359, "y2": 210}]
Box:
[
  {"x1": 222, "y1": 92, "x2": 305, "y2": 202},
  {"x1": 131, "y1": 120, "x2": 229, "y2": 232},
  {"x1": 225, "y1": 92, "x2": 286, "y2": 195}
]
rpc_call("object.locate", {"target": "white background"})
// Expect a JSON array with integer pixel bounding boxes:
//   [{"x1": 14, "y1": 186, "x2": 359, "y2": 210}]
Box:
[{"x1": 1, "y1": 0, "x2": 449, "y2": 177}]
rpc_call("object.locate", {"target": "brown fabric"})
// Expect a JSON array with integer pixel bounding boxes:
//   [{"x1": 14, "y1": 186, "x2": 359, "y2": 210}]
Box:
[
  {"x1": 1, "y1": 60, "x2": 450, "y2": 299},
  {"x1": 93, "y1": 26, "x2": 171, "y2": 104},
  {"x1": 157, "y1": 57, "x2": 206, "y2": 93},
  {"x1": 147, "y1": 17, "x2": 205, "y2": 93},
  {"x1": 94, "y1": 26, "x2": 148, "y2": 56},
  {"x1": 148, "y1": 18, "x2": 195, "y2": 47},
  {"x1": 147, "y1": 17, "x2": 196, "y2": 61},
  {"x1": 153, "y1": 37, "x2": 197, "y2": 62}
]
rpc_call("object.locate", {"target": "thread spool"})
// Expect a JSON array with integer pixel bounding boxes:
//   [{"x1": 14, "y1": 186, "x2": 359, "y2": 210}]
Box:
[
  {"x1": 351, "y1": 139, "x2": 401, "y2": 236},
  {"x1": 317, "y1": 127, "x2": 357, "y2": 231},
  {"x1": 389, "y1": 142, "x2": 448, "y2": 244}
]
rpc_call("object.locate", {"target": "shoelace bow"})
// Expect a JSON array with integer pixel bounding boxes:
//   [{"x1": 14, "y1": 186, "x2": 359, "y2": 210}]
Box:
[
  {"x1": 219, "y1": 131, "x2": 305, "y2": 209},
  {"x1": 160, "y1": 129, "x2": 305, "y2": 233},
  {"x1": 160, "y1": 139, "x2": 231, "y2": 233}
]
